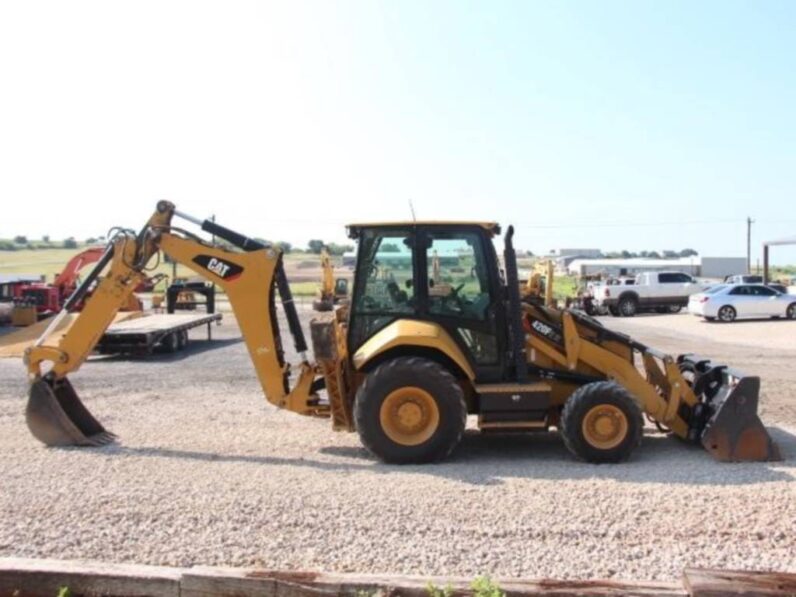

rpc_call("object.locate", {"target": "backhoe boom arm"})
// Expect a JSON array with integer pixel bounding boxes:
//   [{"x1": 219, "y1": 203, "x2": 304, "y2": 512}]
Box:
[{"x1": 24, "y1": 201, "x2": 324, "y2": 447}]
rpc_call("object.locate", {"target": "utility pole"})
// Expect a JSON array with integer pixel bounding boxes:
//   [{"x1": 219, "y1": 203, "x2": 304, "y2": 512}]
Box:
[{"x1": 746, "y1": 217, "x2": 754, "y2": 274}]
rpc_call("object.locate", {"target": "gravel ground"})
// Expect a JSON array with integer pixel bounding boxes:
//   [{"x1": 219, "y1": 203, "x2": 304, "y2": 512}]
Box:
[{"x1": 0, "y1": 308, "x2": 794, "y2": 581}]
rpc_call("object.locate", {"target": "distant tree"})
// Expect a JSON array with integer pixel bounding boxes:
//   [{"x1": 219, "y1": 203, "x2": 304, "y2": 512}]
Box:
[
  {"x1": 648, "y1": 251, "x2": 661, "y2": 259},
  {"x1": 327, "y1": 243, "x2": 354, "y2": 256},
  {"x1": 13, "y1": 235, "x2": 27, "y2": 244},
  {"x1": 85, "y1": 237, "x2": 97, "y2": 244},
  {"x1": 42, "y1": 235, "x2": 50, "y2": 243},
  {"x1": 307, "y1": 239, "x2": 324, "y2": 254},
  {"x1": 381, "y1": 243, "x2": 400, "y2": 253},
  {"x1": 525, "y1": 250, "x2": 534, "y2": 257},
  {"x1": 26, "y1": 244, "x2": 36, "y2": 251},
  {"x1": 63, "y1": 237, "x2": 78, "y2": 249},
  {"x1": 0, "y1": 241, "x2": 17, "y2": 251},
  {"x1": 662, "y1": 250, "x2": 678, "y2": 259},
  {"x1": 620, "y1": 250, "x2": 632, "y2": 259},
  {"x1": 679, "y1": 248, "x2": 698, "y2": 257},
  {"x1": 276, "y1": 241, "x2": 292, "y2": 253}
]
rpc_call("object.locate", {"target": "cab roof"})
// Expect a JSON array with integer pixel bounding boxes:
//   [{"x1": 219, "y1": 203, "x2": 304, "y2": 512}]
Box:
[{"x1": 346, "y1": 221, "x2": 501, "y2": 239}]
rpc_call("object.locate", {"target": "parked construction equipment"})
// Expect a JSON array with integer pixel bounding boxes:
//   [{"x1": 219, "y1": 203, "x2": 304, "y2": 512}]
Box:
[
  {"x1": 165, "y1": 277, "x2": 216, "y2": 313},
  {"x1": 11, "y1": 247, "x2": 143, "y2": 324},
  {"x1": 313, "y1": 248, "x2": 349, "y2": 312},
  {"x1": 23, "y1": 202, "x2": 779, "y2": 462}
]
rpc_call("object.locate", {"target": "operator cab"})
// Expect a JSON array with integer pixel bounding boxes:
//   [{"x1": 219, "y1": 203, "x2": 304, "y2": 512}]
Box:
[{"x1": 346, "y1": 221, "x2": 508, "y2": 383}]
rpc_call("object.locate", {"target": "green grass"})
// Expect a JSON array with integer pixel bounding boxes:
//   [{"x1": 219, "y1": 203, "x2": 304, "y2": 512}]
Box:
[
  {"x1": 470, "y1": 576, "x2": 505, "y2": 597},
  {"x1": 0, "y1": 247, "x2": 323, "y2": 296},
  {"x1": 290, "y1": 281, "x2": 321, "y2": 297},
  {"x1": 0, "y1": 247, "x2": 93, "y2": 277},
  {"x1": 552, "y1": 274, "x2": 578, "y2": 301}
]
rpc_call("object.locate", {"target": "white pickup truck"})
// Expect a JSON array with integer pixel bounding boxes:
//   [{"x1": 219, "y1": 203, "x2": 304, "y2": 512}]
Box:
[{"x1": 592, "y1": 271, "x2": 707, "y2": 317}]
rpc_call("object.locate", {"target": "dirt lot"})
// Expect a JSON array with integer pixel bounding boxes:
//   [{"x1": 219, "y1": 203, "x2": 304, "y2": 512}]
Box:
[{"x1": 0, "y1": 308, "x2": 793, "y2": 581}]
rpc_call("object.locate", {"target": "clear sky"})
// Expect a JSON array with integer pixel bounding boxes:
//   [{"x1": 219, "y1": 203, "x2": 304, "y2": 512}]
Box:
[{"x1": 1, "y1": 1, "x2": 795, "y2": 264}]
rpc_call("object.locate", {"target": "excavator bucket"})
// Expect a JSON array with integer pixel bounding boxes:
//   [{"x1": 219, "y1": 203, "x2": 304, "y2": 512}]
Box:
[
  {"x1": 699, "y1": 370, "x2": 781, "y2": 462},
  {"x1": 26, "y1": 376, "x2": 116, "y2": 447}
]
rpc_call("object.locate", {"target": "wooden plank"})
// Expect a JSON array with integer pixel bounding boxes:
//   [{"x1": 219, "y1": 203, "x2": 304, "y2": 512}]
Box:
[
  {"x1": 183, "y1": 568, "x2": 685, "y2": 597},
  {"x1": 0, "y1": 557, "x2": 182, "y2": 597},
  {"x1": 683, "y1": 567, "x2": 796, "y2": 596},
  {"x1": 182, "y1": 568, "x2": 339, "y2": 597},
  {"x1": 0, "y1": 557, "x2": 700, "y2": 597}
]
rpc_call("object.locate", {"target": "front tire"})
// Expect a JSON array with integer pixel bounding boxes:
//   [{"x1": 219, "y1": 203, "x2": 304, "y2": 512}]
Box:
[
  {"x1": 618, "y1": 296, "x2": 638, "y2": 317},
  {"x1": 560, "y1": 382, "x2": 643, "y2": 463},
  {"x1": 717, "y1": 305, "x2": 736, "y2": 322},
  {"x1": 354, "y1": 357, "x2": 466, "y2": 464},
  {"x1": 787, "y1": 303, "x2": 796, "y2": 320},
  {"x1": 668, "y1": 305, "x2": 682, "y2": 314}
]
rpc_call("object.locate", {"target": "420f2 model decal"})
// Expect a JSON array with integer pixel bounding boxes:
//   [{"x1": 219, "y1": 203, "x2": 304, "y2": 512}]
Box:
[{"x1": 192, "y1": 255, "x2": 244, "y2": 281}]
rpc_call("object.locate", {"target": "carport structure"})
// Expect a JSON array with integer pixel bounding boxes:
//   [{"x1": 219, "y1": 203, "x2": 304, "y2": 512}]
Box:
[{"x1": 763, "y1": 236, "x2": 796, "y2": 283}]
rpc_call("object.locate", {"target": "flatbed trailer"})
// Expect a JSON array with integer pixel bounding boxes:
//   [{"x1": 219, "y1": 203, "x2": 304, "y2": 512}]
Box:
[{"x1": 96, "y1": 313, "x2": 222, "y2": 355}]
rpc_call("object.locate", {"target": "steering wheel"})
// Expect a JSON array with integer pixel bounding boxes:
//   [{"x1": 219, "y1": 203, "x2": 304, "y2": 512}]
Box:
[{"x1": 442, "y1": 283, "x2": 467, "y2": 313}]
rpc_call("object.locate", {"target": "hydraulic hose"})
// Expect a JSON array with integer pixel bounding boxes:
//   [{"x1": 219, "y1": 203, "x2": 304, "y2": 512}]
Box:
[{"x1": 176, "y1": 211, "x2": 309, "y2": 358}]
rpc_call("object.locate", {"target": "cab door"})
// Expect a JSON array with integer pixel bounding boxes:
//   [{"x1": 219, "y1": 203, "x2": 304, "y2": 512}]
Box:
[{"x1": 418, "y1": 227, "x2": 506, "y2": 383}]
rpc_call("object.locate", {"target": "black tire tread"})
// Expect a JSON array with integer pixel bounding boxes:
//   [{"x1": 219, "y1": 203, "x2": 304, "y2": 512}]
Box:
[
  {"x1": 560, "y1": 381, "x2": 643, "y2": 463},
  {"x1": 718, "y1": 305, "x2": 736, "y2": 322},
  {"x1": 617, "y1": 295, "x2": 638, "y2": 317},
  {"x1": 354, "y1": 356, "x2": 467, "y2": 464}
]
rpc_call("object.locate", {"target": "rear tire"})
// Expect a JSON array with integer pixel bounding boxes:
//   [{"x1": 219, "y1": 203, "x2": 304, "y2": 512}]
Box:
[
  {"x1": 618, "y1": 296, "x2": 638, "y2": 317},
  {"x1": 717, "y1": 305, "x2": 736, "y2": 322},
  {"x1": 668, "y1": 305, "x2": 682, "y2": 314},
  {"x1": 560, "y1": 381, "x2": 643, "y2": 463},
  {"x1": 354, "y1": 357, "x2": 466, "y2": 464},
  {"x1": 162, "y1": 332, "x2": 179, "y2": 353},
  {"x1": 177, "y1": 330, "x2": 188, "y2": 350},
  {"x1": 608, "y1": 306, "x2": 620, "y2": 317},
  {"x1": 787, "y1": 303, "x2": 796, "y2": 320}
]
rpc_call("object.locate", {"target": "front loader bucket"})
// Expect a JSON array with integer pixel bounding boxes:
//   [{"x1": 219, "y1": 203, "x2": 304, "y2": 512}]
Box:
[
  {"x1": 26, "y1": 376, "x2": 116, "y2": 447},
  {"x1": 700, "y1": 373, "x2": 781, "y2": 462}
]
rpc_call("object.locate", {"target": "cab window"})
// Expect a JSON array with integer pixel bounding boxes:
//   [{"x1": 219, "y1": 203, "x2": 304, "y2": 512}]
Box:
[
  {"x1": 750, "y1": 285, "x2": 776, "y2": 296},
  {"x1": 354, "y1": 231, "x2": 415, "y2": 315},
  {"x1": 425, "y1": 231, "x2": 491, "y2": 321},
  {"x1": 659, "y1": 272, "x2": 692, "y2": 283}
]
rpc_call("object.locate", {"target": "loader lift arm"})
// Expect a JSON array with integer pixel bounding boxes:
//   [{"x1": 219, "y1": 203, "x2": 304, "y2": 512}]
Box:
[{"x1": 25, "y1": 201, "x2": 325, "y2": 446}]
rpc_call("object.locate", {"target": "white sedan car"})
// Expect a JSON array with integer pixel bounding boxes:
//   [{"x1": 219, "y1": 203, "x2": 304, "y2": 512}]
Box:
[{"x1": 688, "y1": 284, "x2": 796, "y2": 322}]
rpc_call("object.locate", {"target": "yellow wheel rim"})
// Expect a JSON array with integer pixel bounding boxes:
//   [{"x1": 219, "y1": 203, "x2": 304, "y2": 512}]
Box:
[
  {"x1": 581, "y1": 404, "x2": 628, "y2": 450},
  {"x1": 379, "y1": 387, "x2": 440, "y2": 446}
]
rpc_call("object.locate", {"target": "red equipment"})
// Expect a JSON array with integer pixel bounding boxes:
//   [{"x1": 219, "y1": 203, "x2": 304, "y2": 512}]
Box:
[{"x1": 14, "y1": 247, "x2": 144, "y2": 316}]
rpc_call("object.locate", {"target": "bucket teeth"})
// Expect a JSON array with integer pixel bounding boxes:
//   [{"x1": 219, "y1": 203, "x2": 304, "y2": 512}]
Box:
[
  {"x1": 84, "y1": 432, "x2": 116, "y2": 447},
  {"x1": 26, "y1": 376, "x2": 116, "y2": 447}
]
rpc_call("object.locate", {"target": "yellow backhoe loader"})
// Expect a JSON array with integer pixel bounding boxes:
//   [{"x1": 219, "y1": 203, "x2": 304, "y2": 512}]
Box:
[{"x1": 23, "y1": 201, "x2": 779, "y2": 463}]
